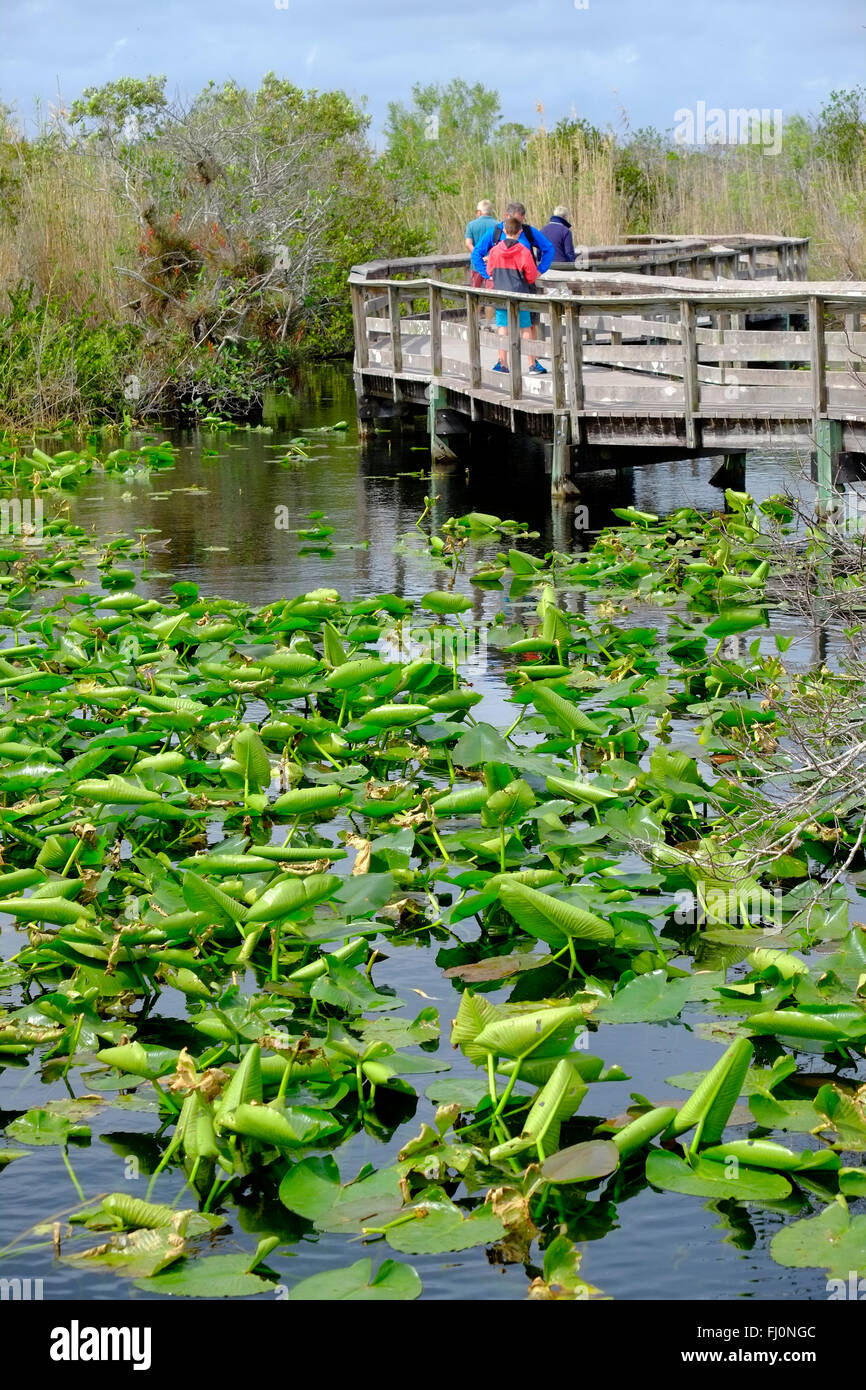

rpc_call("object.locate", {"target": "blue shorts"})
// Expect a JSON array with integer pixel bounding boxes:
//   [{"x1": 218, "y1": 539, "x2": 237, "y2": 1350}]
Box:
[{"x1": 495, "y1": 308, "x2": 532, "y2": 329}]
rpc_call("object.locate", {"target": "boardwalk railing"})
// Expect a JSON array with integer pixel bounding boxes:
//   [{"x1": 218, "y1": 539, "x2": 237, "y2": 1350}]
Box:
[
  {"x1": 350, "y1": 240, "x2": 866, "y2": 460},
  {"x1": 353, "y1": 234, "x2": 809, "y2": 286}
]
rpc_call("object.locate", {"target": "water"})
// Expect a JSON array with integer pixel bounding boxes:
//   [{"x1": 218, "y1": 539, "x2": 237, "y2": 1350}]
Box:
[{"x1": 0, "y1": 361, "x2": 843, "y2": 1300}]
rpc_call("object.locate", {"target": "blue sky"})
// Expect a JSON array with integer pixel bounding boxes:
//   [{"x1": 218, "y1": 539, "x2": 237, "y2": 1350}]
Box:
[{"x1": 2, "y1": 0, "x2": 863, "y2": 139}]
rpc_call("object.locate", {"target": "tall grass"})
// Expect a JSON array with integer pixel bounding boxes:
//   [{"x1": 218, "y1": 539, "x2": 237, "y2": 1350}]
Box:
[
  {"x1": 650, "y1": 151, "x2": 866, "y2": 279},
  {"x1": 0, "y1": 144, "x2": 135, "y2": 316},
  {"x1": 431, "y1": 130, "x2": 620, "y2": 249},
  {"x1": 421, "y1": 125, "x2": 866, "y2": 281}
]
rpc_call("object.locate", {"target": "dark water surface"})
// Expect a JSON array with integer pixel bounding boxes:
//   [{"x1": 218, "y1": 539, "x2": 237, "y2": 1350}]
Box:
[{"x1": 0, "y1": 362, "x2": 841, "y2": 1301}]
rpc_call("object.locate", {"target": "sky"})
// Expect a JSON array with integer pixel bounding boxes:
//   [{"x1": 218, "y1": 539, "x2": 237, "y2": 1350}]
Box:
[{"x1": 1, "y1": 0, "x2": 863, "y2": 141}]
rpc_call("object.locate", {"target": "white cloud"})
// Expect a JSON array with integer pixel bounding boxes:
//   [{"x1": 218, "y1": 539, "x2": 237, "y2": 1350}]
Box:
[{"x1": 104, "y1": 36, "x2": 128, "y2": 66}]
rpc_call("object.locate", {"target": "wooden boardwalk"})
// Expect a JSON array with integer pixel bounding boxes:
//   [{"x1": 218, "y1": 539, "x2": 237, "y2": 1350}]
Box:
[{"x1": 348, "y1": 235, "x2": 866, "y2": 494}]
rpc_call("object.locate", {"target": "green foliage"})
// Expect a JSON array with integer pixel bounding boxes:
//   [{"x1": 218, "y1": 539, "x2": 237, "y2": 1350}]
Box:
[
  {"x1": 69, "y1": 76, "x2": 168, "y2": 143},
  {"x1": 0, "y1": 72, "x2": 429, "y2": 422},
  {"x1": 815, "y1": 86, "x2": 866, "y2": 168},
  {"x1": 383, "y1": 79, "x2": 507, "y2": 198},
  {"x1": 0, "y1": 282, "x2": 141, "y2": 426},
  {"x1": 1, "y1": 74, "x2": 866, "y2": 425}
]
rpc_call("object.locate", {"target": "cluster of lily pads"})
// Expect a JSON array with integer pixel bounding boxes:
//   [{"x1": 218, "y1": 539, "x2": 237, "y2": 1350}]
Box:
[
  {"x1": 0, "y1": 436, "x2": 179, "y2": 491},
  {"x1": 1, "y1": 486, "x2": 865, "y2": 1299}
]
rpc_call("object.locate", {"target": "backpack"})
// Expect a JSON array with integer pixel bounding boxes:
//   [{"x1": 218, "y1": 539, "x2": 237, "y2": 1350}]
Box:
[{"x1": 493, "y1": 222, "x2": 542, "y2": 264}]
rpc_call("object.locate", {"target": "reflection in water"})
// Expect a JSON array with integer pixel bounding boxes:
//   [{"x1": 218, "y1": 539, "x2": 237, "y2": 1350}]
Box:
[{"x1": 69, "y1": 360, "x2": 816, "y2": 608}]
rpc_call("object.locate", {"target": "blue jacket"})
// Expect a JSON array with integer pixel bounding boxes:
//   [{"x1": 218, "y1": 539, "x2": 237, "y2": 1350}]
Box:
[
  {"x1": 471, "y1": 221, "x2": 555, "y2": 279},
  {"x1": 540, "y1": 216, "x2": 576, "y2": 264}
]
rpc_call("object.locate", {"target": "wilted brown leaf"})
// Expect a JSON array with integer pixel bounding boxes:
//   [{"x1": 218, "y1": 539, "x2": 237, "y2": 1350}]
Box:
[{"x1": 443, "y1": 952, "x2": 550, "y2": 983}]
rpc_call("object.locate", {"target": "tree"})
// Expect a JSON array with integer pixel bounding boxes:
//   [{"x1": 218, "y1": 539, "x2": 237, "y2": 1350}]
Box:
[
  {"x1": 383, "y1": 79, "x2": 504, "y2": 197},
  {"x1": 69, "y1": 76, "x2": 168, "y2": 146},
  {"x1": 815, "y1": 87, "x2": 866, "y2": 168}
]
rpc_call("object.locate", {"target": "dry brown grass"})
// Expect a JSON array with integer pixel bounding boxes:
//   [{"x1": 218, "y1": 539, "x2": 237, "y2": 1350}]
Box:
[
  {"x1": 0, "y1": 145, "x2": 136, "y2": 317},
  {"x1": 649, "y1": 152, "x2": 866, "y2": 280},
  {"x1": 424, "y1": 126, "x2": 866, "y2": 281},
  {"x1": 429, "y1": 131, "x2": 621, "y2": 251}
]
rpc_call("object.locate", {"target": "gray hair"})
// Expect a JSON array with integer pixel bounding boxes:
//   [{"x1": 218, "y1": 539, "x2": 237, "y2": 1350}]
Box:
[
  {"x1": 476, "y1": 198, "x2": 494, "y2": 216},
  {"x1": 505, "y1": 201, "x2": 526, "y2": 218},
  {"x1": 553, "y1": 204, "x2": 570, "y2": 219}
]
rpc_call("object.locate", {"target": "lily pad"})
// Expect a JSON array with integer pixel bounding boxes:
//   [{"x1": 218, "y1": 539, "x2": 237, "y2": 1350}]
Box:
[
  {"x1": 134, "y1": 1253, "x2": 278, "y2": 1298},
  {"x1": 771, "y1": 1200, "x2": 866, "y2": 1278},
  {"x1": 382, "y1": 1198, "x2": 505, "y2": 1254},
  {"x1": 541, "y1": 1140, "x2": 620, "y2": 1183},
  {"x1": 645, "y1": 1149, "x2": 792, "y2": 1201},
  {"x1": 285, "y1": 1257, "x2": 421, "y2": 1301}
]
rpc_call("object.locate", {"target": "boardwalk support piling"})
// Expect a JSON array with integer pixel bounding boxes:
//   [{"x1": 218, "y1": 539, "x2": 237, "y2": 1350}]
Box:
[
  {"x1": 427, "y1": 384, "x2": 458, "y2": 462},
  {"x1": 550, "y1": 415, "x2": 576, "y2": 498},
  {"x1": 709, "y1": 452, "x2": 747, "y2": 490},
  {"x1": 354, "y1": 370, "x2": 376, "y2": 441},
  {"x1": 815, "y1": 418, "x2": 843, "y2": 517}
]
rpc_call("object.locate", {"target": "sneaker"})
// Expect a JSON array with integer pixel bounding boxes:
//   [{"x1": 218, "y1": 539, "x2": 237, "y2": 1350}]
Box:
[
  {"x1": 529, "y1": 362, "x2": 547, "y2": 374},
  {"x1": 492, "y1": 362, "x2": 509, "y2": 373}
]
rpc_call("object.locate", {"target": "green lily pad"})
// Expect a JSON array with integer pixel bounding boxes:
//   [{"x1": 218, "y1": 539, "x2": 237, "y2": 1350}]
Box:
[
  {"x1": 541, "y1": 1140, "x2": 620, "y2": 1183},
  {"x1": 645, "y1": 1148, "x2": 792, "y2": 1200},
  {"x1": 595, "y1": 970, "x2": 723, "y2": 1023},
  {"x1": 279, "y1": 1157, "x2": 404, "y2": 1232},
  {"x1": 286, "y1": 1257, "x2": 421, "y2": 1301},
  {"x1": 771, "y1": 1200, "x2": 866, "y2": 1278},
  {"x1": 382, "y1": 1198, "x2": 505, "y2": 1254},
  {"x1": 5, "y1": 1108, "x2": 91, "y2": 1146},
  {"x1": 134, "y1": 1253, "x2": 278, "y2": 1298}
]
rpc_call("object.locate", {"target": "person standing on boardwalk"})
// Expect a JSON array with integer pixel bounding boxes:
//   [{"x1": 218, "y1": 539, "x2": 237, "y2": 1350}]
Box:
[
  {"x1": 541, "y1": 206, "x2": 577, "y2": 265},
  {"x1": 485, "y1": 215, "x2": 541, "y2": 373},
  {"x1": 465, "y1": 200, "x2": 497, "y2": 287},
  {"x1": 471, "y1": 202, "x2": 553, "y2": 373}
]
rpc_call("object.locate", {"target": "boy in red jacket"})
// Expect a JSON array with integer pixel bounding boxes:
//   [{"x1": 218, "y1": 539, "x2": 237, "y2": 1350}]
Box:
[{"x1": 485, "y1": 215, "x2": 542, "y2": 373}]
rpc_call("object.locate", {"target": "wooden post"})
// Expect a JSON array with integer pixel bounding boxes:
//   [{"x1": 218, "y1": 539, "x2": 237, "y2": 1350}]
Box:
[
  {"x1": 427, "y1": 382, "x2": 456, "y2": 462},
  {"x1": 551, "y1": 414, "x2": 575, "y2": 498},
  {"x1": 809, "y1": 293, "x2": 838, "y2": 512},
  {"x1": 809, "y1": 294, "x2": 827, "y2": 428},
  {"x1": 564, "y1": 303, "x2": 585, "y2": 446},
  {"x1": 466, "y1": 292, "x2": 481, "y2": 389},
  {"x1": 844, "y1": 311, "x2": 863, "y2": 371},
  {"x1": 430, "y1": 283, "x2": 443, "y2": 378},
  {"x1": 350, "y1": 283, "x2": 369, "y2": 369},
  {"x1": 680, "y1": 297, "x2": 700, "y2": 449},
  {"x1": 709, "y1": 452, "x2": 747, "y2": 490},
  {"x1": 507, "y1": 298, "x2": 522, "y2": 400},
  {"x1": 815, "y1": 419, "x2": 843, "y2": 513},
  {"x1": 549, "y1": 302, "x2": 566, "y2": 410},
  {"x1": 387, "y1": 286, "x2": 402, "y2": 376}
]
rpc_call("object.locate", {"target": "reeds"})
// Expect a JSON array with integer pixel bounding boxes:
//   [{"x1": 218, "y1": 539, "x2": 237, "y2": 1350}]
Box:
[{"x1": 422, "y1": 122, "x2": 865, "y2": 281}]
